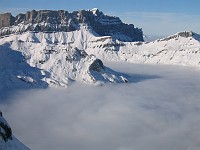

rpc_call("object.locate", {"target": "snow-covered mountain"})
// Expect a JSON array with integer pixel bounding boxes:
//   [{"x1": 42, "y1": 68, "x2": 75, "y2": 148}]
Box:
[
  {"x1": 0, "y1": 28, "x2": 128, "y2": 90},
  {"x1": 1, "y1": 9, "x2": 200, "y2": 150},
  {"x1": 1, "y1": 8, "x2": 200, "y2": 150},
  {"x1": 0, "y1": 9, "x2": 200, "y2": 90},
  {"x1": 85, "y1": 31, "x2": 200, "y2": 67},
  {"x1": 0, "y1": 112, "x2": 30, "y2": 150},
  {"x1": 1, "y1": 28, "x2": 200, "y2": 90}
]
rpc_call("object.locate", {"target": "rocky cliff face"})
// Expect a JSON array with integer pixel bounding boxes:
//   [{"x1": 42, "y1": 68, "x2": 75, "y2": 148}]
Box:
[{"x1": 0, "y1": 9, "x2": 143, "y2": 42}]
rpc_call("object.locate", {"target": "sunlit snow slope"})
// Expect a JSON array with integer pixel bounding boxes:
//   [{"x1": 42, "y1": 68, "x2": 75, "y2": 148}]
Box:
[
  {"x1": 86, "y1": 31, "x2": 200, "y2": 67},
  {"x1": 0, "y1": 29, "x2": 128, "y2": 90},
  {"x1": 1, "y1": 29, "x2": 199, "y2": 89}
]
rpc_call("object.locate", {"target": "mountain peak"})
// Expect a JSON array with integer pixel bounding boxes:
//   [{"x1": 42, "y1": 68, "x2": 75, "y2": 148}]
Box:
[
  {"x1": 90, "y1": 8, "x2": 100, "y2": 15},
  {"x1": 0, "y1": 9, "x2": 143, "y2": 42},
  {"x1": 158, "y1": 31, "x2": 198, "y2": 42},
  {"x1": 176, "y1": 31, "x2": 193, "y2": 38}
]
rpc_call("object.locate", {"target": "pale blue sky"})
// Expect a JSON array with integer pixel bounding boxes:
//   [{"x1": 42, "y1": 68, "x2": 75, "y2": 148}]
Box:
[{"x1": 0, "y1": 0, "x2": 200, "y2": 36}]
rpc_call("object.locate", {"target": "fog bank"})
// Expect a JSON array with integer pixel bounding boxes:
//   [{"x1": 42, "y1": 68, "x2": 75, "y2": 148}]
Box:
[{"x1": 1, "y1": 62, "x2": 200, "y2": 150}]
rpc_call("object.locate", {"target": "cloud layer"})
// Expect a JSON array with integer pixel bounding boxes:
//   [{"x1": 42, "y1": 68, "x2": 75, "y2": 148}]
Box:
[{"x1": 1, "y1": 62, "x2": 200, "y2": 150}]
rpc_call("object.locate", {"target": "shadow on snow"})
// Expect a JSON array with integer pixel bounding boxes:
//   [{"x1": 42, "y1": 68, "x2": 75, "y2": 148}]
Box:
[{"x1": 0, "y1": 43, "x2": 48, "y2": 103}]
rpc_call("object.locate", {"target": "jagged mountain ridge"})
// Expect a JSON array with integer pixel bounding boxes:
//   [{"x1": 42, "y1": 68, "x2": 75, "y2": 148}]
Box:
[
  {"x1": 0, "y1": 9, "x2": 143, "y2": 42},
  {"x1": 0, "y1": 112, "x2": 30, "y2": 150}
]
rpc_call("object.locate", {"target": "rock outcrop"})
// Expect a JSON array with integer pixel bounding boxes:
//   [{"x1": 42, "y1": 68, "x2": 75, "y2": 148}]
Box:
[
  {"x1": 0, "y1": 111, "x2": 30, "y2": 150},
  {"x1": 0, "y1": 111, "x2": 12, "y2": 143},
  {"x1": 0, "y1": 9, "x2": 143, "y2": 42},
  {"x1": 0, "y1": 13, "x2": 15, "y2": 28}
]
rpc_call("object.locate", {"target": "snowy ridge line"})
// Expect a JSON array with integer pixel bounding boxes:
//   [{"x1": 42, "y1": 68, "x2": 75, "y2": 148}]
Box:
[
  {"x1": 0, "y1": 29, "x2": 200, "y2": 90},
  {"x1": 158, "y1": 31, "x2": 194, "y2": 42},
  {"x1": 85, "y1": 31, "x2": 200, "y2": 68},
  {"x1": 1, "y1": 29, "x2": 200, "y2": 65}
]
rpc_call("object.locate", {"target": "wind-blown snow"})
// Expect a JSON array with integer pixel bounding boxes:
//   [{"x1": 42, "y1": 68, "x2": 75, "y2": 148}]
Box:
[{"x1": 1, "y1": 62, "x2": 200, "y2": 150}]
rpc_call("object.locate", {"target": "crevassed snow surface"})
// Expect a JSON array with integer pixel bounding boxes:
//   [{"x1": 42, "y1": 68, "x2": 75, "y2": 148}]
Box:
[{"x1": 1, "y1": 62, "x2": 200, "y2": 150}]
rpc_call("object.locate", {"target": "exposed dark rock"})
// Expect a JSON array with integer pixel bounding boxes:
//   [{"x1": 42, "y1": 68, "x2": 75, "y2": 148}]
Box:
[
  {"x1": 0, "y1": 9, "x2": 143, "y2": 42},
  {"x1": 66, "y1": 47, "x2": 88, "y2": 62},
  {"x1": 178, "y1": 31, "x2": 193, "y2": 38},
  {"x1": 89, "y1": 59, "x2": 104, "y2": 72},
  {"x1": 0, "y1": 122, "x2": 12, "y2": 142},
  {"x1": 159, "y1": 31, "x2": 194, "y2": 42},
  {"x1": 0, "y1": 112, "x2": 12, "y2": 142}
]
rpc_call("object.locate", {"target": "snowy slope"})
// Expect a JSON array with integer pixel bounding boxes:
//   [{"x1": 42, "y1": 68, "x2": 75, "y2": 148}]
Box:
[
  {"x1": 85, "y1": 31, "x2": 200, "y2": 67},
  {"x1": 0, "y1": 113, "x2": 29, "y2": 150},
  {"x1": 0, "y1": 29, "x2": 127, "y2": 89},
  {"x1": 0, "y1": 29, "x2": 199, "y2": 89}
]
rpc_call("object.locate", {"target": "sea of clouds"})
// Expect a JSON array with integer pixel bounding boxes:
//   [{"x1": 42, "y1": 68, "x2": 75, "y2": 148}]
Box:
[{"x1": 1, "y1": 62, "x2": 200, "y2": 150}]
